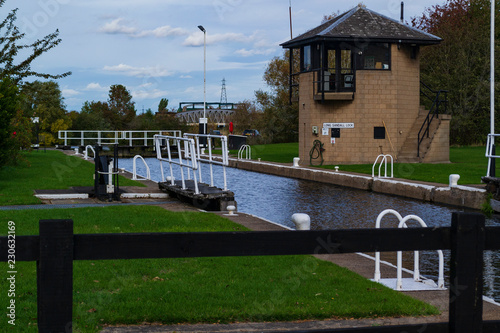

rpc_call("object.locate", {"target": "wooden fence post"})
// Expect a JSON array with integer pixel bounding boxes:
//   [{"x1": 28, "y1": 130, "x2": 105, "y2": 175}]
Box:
[
  {"x1": 37, "y1": 219, "x2": 74, "y2": 333},
  {"x1": 449, "y1": 212, "x2": 485, "y2": 333}
]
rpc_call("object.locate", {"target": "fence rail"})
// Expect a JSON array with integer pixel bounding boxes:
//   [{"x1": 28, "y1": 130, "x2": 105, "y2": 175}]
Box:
[
  {"x1": 1, "y1": 212, "x2": 500, "y2": 332},
  {"x1": 58, "y1": 130, "x2": 182, "y2": 146}
]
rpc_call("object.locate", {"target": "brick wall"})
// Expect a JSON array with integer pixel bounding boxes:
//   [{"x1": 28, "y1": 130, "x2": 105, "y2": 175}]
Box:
[{"x1": 298, "y1": 44, "x2": 423, "y2": 165}]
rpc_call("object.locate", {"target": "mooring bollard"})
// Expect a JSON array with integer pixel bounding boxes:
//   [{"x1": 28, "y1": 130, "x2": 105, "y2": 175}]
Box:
[
  {"x1": 291, "y1": 213, "x2": 310, "y2": 230},
  {"x1": 293, "y1": 157, "x2": 300, "y2": 167},
  {"x1": 449, "y1": 174, "x2": 460, "y2": 187},
  {"x1": 334, "y1": 166, "x2": 339, "y2": 172}
]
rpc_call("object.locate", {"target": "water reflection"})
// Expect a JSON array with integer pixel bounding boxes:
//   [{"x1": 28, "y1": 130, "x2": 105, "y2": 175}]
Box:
[{"x1": 119, "y1": 158, "x2": 500, "y2": 302}]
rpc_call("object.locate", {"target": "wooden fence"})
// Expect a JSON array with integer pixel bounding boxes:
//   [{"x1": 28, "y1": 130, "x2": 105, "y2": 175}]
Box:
[{"x1": 2, "y1": 212, "x2": 500, "y2": 332}]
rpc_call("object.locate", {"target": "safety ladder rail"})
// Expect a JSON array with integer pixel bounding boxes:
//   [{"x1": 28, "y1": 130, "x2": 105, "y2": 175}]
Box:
[
  {"x1": 238, "y1": 145, "x2": 251, "y2": 160},
  {"x1": 486, "y1": 133, "x2": 500, "y2": 177},
  {"x1": 154, "y1": 135, "x2": 199, "y2": 195},
  {"x1": 372, "y1": 154, "x2": 393, "y2": 178},
  {"x1": 374, "y1": 209, "x2": 445, "y2": 291},
  {"x1": 83, "y1": 145, "x2": 96, "y2": 160},
  {"x1": 183, "y1": 133, "x2": 229, "y2": 191},
  {"x1": 132, "y1": 155, "x2": 151, "y2": 180}
]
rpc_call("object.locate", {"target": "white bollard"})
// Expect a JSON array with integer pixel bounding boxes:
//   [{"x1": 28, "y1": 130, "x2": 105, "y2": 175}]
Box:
[
  {"x1": 227, "y1": 205, "x2": 236, "y2": 215},
  {"x1": 449, "y1": 174, "x2": 460, "y2": 187},
  {"x1": 74, "y1": 147, "x2": 79, "y2": 155},
  {"x1": 291, "y1": 213, "x2": 311, "y2": 230},
  {"x1": 334, "y1": 166, "x2": 339, "y2": 172},
  {"x1": 293, "y1": 157, "x2": 300, "y2": 167}
]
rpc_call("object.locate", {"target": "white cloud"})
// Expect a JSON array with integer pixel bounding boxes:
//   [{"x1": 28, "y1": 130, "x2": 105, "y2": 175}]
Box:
[
  {"x1": 180, "y1": 75, "x2": 192, "y2": 79},
  {"x1": 137, "y1": 25, "x2": 189, "y2": 38},
  {"x1": 103, "y1": 64, "x2": 173, "y2": 77},
  {"x1": 99, "y1": 18, "x2": 138, "y2": 35},
  {"x1": 99, "y1": 18, "x2": 188, "y2": 38},
  {"x1": 234, "y1": 48, "x2": 276, "y2": 57},
  {"x1": 62, "y1": 88, "x2": 81, "y2": 97},
  {"x1": 132, "y1": 88, "x2": 170, "y2": 100},
  {"x1": 183, "y1": 32, "x2": 252, "y2": 46},
  {"x1": 85, "y1": 83, "x2": 108, "y2": 91}
]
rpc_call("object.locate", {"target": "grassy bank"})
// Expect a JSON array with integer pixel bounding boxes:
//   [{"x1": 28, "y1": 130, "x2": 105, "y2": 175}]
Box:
[
  {"x1": 0, "y1": 206, "x2": 438, "y2": 332},
  {"x1": 0, "y1": 150, "x2": 142, "y2": 206},
  {"x1": 232, "y1": 143, "x2": 493, "y2": 185}
]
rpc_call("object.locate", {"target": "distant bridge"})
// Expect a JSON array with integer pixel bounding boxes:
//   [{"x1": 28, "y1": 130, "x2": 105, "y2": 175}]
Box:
[{"x1": 176, "y1": 102, "x2": 240, "y2": 124}]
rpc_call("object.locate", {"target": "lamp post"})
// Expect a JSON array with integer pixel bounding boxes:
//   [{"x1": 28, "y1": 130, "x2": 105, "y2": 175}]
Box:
[
  {"x1": 490, "y1": 0, "x2": 496, "y2": 177},
  {"x1": 198, "y1": 25, "x2": 207, "y2": 144}
]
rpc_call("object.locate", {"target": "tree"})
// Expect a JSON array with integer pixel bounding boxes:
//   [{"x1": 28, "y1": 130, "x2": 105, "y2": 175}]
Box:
[
  {"x1": 0, "y1": 0, "x2": 71, "y2": 82},
  {"x1": 0, "y1": 77, "x2": 20, "y2": 166},
  {"x1": 105, "y1": 84, "x2": 136, "y2": 130},
  {"x1": 158, "y1": 98, "x2": 169, "y2": 112},
  {"x1": 71, "y1": 101, "x2": 111, "y2": 131},
  {"x1": 254, "y1": 51, "x2": 299, "y2": 143},
  {"x1": 412, "y1": 0, "x2": 500, "y2": 145},
  {"x1": 20, "y1": 81, "x2": 71, "y2": 145}
]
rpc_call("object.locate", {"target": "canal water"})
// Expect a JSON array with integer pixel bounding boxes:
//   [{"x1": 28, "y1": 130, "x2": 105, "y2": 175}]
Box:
[{"x1": 119, "y1": 157, "x2": 500, "y2": 302}]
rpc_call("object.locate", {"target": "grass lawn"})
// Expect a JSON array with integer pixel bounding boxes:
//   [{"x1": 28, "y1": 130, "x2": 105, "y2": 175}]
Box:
[
  {"x1": 0, "y1": 206, "x2": 438, "y2": 332},
  {"x1": 0, "y1": 150, "x2": 143, "y2": 206},
  {"x1": 234, "y1": 143, "x2": 493, "y2": 185},
  {"x1": 229, "y1": 142, "x2": 299, "y2": 163}
]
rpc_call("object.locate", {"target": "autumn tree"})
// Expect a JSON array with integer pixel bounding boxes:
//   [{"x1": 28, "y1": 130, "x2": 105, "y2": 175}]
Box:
[
  {"x1": 412, "y1": 0, "x2": 500, "y2": 145},
  {"x1": 254, "y1": 50, "x2": 299, "y2": 143}
]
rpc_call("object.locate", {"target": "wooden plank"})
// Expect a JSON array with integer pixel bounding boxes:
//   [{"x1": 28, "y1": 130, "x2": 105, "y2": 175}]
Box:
[
  {"x1": 0, "y1": 236, "x2": 39, "y2": 261},
  {"x1": 73, "y1": 228, "x2": 450, "y2": 260},
  {"x1": 449, "y1": 212, "x2": 485, "y2": 333},
  {"x1": 37, "y1": 220, "x2": 74, "y2": 333}
]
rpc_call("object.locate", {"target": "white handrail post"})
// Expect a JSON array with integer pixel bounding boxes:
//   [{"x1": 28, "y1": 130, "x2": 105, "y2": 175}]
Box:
[
  {"x1": 80, "y1": 131, "x2": 84, "y2": 146},
  {"x1": 144, "y1": 131, "x2": 147, "y2": 146},
  {"x1": 208, "y1": 137, "x2": 214, "y2": 187}
]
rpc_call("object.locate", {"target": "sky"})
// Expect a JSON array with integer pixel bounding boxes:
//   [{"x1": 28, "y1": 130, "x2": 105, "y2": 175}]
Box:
[{"x1": 5, "y1": 0, "x2": 444, "y2": 113}]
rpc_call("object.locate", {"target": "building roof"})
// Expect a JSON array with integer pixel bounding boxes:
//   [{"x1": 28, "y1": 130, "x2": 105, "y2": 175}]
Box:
[{"x1": 281, "y1": 6, "x2": 442, "y2": 48}]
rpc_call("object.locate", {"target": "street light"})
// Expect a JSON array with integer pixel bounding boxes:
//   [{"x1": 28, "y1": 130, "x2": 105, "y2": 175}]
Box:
[{"x1": 198, "y1": 25, "x2": 207, "y2": 142}]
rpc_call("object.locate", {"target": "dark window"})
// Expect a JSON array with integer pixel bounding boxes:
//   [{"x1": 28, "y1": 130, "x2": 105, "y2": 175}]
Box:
[
  {"x1": 374, "y1": 127, "x2": 385, "y2": 139},
  {"x1": 356, "y1": 43, "x2": 391, "y2": 70},
  {"x1": 302, "y1": 45, "x2": 312, "y2": 71},
  {"x1": 331, "y1": 128, "x2": 340, "y2": 138}
]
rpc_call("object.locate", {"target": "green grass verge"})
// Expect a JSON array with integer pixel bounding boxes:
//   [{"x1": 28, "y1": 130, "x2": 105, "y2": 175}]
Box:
[
  {"x1": 0, "y1": 206, "x2": 438, "y2": 332},
  {"x1": 229, "y1": 142, "x2": 299, "y2": 163},
  {"x1": 233, "y1": 143, "x2": 493, "y2": 185},
  {"x1": 0, "y1": 150, "x2": 143, "y2": 206}
]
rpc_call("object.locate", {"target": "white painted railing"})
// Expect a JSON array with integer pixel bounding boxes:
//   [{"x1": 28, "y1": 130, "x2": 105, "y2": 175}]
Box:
[
  {"x1": 374, "y1": 209, "x2": 445, "y2": 291},
  {"x1": 83, "y1": 145, "x2": 95, "y2": 160},
  {"x1": 238, "y1": 145, "x2": 251, "y2": 160},
  {"x1": 486, "y1": 133, "x2": 500, "y2": 177},
  {"x1": 183, "y1": 133, "x2": 229, "y2": 191},
  {"x1": 372, "y1": 154, "x2": 393, "y2": 178},
  {"x1": 132, "y1": 155, "x2": 151, "y2": 180},
  {"x1": 154, "y1": 135, "x2": 199, "y2": 194},
  {"x1": 58, "y1": 130, "x2": 182, "y2": 146}
]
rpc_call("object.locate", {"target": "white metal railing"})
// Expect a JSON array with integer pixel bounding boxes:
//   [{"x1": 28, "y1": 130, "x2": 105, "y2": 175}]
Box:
[
  {"x1": 154, "y1": 134, "x2": 199, "y2": 194},
  {"x1": 132, "y1": 155, "x2": 151, "y2": 180},
  {"x1": 372, "y1": 154, "x2": 393, "y2": 178},
  {"x1": 374, "y1": 209, "x2": 445, "y2": 291},
  {"x1": 58, "y1": 130, "x2": 182, "y2": 146},
  {"x1": 183, "y1": 133, "x2": 229, "y2": 191},
  {"x1": 238, "y1": 145, "x2": 251, "y2": 160},
  {"x1": 486, "y1": 134, "x2": 500, "y2": 177},
  {"x1": 83, "y1": 145, "x2": 95, "y2": 160}
]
